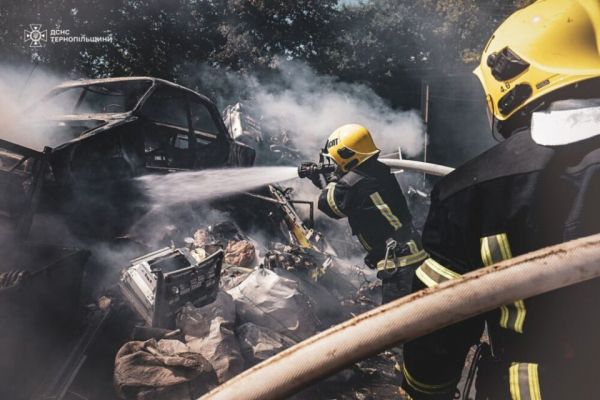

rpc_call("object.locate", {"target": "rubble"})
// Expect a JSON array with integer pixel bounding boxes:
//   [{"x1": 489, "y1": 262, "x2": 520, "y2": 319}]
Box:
[
  {"x1": 114, "y1": 338, "x2": 217, "y2": 399},
  {"x1": 236, "y1": 322, "x2": 296, "y2": 365},
  {"x1": 224, "y1": 240, "x2": 256, "y2": 268},
  {"x1": 222, "y1": 103, "x2": 303, "y2": 166},
  {"x1": 118, "y1": 246, "x2": 224, "y2": 328},
  {"x1": 177, "y1": 293, "x2": 245, "y2": 383},
  {"x1": 0, "y1": 169, "x2": 398, "y2": 399},
  {"x1": 227, "y1": 268, "x2": 320, "y2": 342}
]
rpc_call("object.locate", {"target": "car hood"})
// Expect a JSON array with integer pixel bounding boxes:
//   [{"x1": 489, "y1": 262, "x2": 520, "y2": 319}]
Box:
[{"x1": 0, "y1": 114, "x2": 136, "y2": 152}]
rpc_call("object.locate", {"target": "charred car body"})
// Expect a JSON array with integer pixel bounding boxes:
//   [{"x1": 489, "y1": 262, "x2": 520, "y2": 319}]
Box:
[
  {"x1": 37, "y1": 78, "x2": 255, "y2": 179},
  {"x1": 0, "y1": 77, "x2": 255, "y2": 239}
]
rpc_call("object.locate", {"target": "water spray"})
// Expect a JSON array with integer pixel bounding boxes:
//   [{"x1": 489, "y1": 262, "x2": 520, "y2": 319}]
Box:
[{"x1": 137, "y1": 166, "x2": 298, "y2": 208}]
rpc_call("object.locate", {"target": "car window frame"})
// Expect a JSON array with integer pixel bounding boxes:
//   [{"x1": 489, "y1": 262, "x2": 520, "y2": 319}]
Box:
[
  {"x1": 188, "y1": 94, "x2": 224, "y2": 141},
  {"x1": 138, "y1": 84, "x2": 197, "y2": 169}
]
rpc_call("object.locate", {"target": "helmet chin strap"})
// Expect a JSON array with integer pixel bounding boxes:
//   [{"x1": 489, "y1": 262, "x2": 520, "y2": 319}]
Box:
[{"x1": 531, "y1": 99, "x2": 600, "y2": 146}]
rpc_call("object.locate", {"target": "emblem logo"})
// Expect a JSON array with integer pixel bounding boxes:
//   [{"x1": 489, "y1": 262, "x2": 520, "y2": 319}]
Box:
[{"x1": 24, "y1": 24, "x2": 48, "y2": 47}]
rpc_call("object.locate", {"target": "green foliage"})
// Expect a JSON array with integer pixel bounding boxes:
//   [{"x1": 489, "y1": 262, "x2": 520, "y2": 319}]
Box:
[
  {"x1": 216, "y1": 0, "x2": 339, "y2": 72},
  {"x1": 0, "y1": 0, "x2": 533, "y2": 83},
  {"x1": 327, "y1": 0, "x2": 534, "y2": 82}
]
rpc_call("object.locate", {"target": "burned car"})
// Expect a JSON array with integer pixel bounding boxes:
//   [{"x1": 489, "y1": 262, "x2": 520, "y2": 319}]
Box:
[
  {"x1": 0, "y1": 78, "x2": 255, "y2": 239},
  {"x1": 28, "y1": 77, "x2": 255, "y2": 180}
]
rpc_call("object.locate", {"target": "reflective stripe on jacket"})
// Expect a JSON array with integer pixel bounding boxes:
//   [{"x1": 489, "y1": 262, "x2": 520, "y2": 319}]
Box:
[
  {"x1": 318, "y1": 158, "x2": 419, "y2": 263},
  {"x1": 402, "y1": 131, "x2": 600, "y2": 400}
]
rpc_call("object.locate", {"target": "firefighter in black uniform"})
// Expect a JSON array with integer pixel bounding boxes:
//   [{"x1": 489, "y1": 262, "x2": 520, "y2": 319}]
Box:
[
  {"x1": 401, "y1": 1, "x2": 600, "y2": 399},
  {"x1": 301, "y1": 124, "x2": 428, "y2": 303}
]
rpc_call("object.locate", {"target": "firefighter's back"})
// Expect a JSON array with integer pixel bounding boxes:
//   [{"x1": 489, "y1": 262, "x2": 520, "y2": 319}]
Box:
[{"x1": 432, "y1": 130, "x2": 600, "y2": 398}]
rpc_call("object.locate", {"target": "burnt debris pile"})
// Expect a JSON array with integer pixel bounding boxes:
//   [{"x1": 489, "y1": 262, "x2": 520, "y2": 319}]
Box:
[
  {"x1": 105, "y1": 185, "x2": 403, "y2": 399},
  {"x1": 0, "y1": 182, "x2": 407, "y2": 400}
]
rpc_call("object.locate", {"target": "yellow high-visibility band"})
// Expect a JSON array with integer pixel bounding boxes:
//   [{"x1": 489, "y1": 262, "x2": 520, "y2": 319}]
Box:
[
  {"x1": 416, "y1": 267, "x2": 438, "y2": 288},
  {"x1": 402, "y1": 364, "x2": 457, "y2": 395},
  {"x1": 407, "y1": 240, "x2": 419, "y2": 254},
  {"x1": 509, "y1": 362, "x2": 542, "y2": 400},
  {"x1": 515, "y1": 300, "x2": 526, "y2": 333},
  {"x1": 481, "y1": 234, "x2": 513, "y2": 267},
  {"x1": 326, "y1": 183, "x2": 346, "y2": 218},
  {"x1": 415, "y1": 258, "x2": 461, "y2": 288},
  {"x1": 509, "y1": 363, "x2": 521, "y2": 400},
  {"x1": 500, "y1": 305, "x2": 510, "y2": 329},
  {"x1": 370, "y1": 192, "x2": 402, "y2": 230},
  {"x1": 377, "y1": 249, "x2": 429, "y2": 271},
  {"x1": 528, "y1": 363, "x2": 542, "y2": 400},
  {"x1": 481, "y1": 234, "x2": 526, "y2": 334}
]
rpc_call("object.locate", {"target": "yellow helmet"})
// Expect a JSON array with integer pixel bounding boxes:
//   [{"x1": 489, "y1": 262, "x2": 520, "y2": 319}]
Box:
[
  {"x1": 323, "y1": 124, "x2": 380, "y2": 172},
  {"x1": 474, "y1": 0, "x2": 600, "y2": 136}
]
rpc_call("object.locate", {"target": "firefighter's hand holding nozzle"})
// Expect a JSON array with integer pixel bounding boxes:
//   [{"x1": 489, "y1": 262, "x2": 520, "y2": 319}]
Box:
[{"x1": 298, "y1": 162, "x2": 337, "y2": 189}]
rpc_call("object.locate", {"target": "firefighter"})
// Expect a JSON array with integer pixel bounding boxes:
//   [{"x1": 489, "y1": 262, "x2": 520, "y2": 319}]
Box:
[
  {"x1": 401, "y1": 0, "x2": 600, "y2": 399},
  {"x1": 301, "y1": 124, "x2": 428, "y2": 303}
]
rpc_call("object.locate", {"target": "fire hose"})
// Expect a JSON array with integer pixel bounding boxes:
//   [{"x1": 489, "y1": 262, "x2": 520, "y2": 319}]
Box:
[
  {"x1": 379, "y1": 158, "x2": 455, "y2": 176},
  {"x1": 199, "y1": 233, "x2": 600, "y2": 400}
]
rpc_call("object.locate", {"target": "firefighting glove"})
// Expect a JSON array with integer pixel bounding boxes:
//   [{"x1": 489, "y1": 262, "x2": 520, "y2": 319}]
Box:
[
  {"x1": 324, "y1": 165, "x2": 343, "y2": 184},
  {"x1": 298, "y1": 162, "x2": 326, "y2": 189}
]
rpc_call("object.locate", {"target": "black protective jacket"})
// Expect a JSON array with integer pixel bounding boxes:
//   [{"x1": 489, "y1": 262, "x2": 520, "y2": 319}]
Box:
[
  {"x1": 401, "y1": 131, "x2": 600, "y2": 400},
  {"x1": 318, "y1": 158, "x2": 427, "y2": 279}
]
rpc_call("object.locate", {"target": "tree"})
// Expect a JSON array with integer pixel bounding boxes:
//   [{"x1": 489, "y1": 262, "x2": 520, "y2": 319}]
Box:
[
  {"x1": 0, "y1": 0, "x2": 534, "y2": 89},
  {"x1": 325, "y1": 0, "x2": 535, "y2": 83},
  {"x1": 213, "y1": 0, "x2": 339, "y2": 73}
]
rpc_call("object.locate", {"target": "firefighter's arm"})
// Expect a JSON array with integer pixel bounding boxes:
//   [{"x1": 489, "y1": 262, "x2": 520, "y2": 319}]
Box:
[
  {"x1": 401, "y1": 188, "x2": 484, "y2": 399},
  {"x1": 318, "y1": 179, "x2": 350, "y2": 220}
]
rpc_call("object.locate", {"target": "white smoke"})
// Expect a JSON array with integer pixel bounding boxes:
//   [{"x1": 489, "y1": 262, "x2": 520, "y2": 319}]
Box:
[
  {"x1": 0, "y1": 64, "x2": 66, "y2": 150},
  {"x1": 199, "y1": 61, "x2": 426, "y2": 161}
]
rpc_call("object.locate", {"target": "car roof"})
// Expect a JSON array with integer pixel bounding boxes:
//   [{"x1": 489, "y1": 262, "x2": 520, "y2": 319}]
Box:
[{"x1": 53, "y1": 77, "x2": 212, "y2": 103}]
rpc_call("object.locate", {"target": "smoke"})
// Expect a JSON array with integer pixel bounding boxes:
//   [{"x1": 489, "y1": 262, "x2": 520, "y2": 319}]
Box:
[
  {"x1": 188, "y1": 61, "x2": 432, "y2": 243},
  {"x1": 196, "y1": 61, "x2": 425, "y2": 161},
  {"x1": 0, "y1": 64, "x2": 67, "y2": 151}
]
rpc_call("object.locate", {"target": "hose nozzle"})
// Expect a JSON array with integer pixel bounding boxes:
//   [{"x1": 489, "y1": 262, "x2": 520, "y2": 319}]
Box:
[{"x1": 298, "y1": 162, "x2": 336, "y2": 179}]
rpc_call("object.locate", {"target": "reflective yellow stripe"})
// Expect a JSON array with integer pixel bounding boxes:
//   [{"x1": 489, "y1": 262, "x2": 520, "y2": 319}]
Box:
[
  {"x1": 403, "y1": 364, "x2": 457, "y2": 395},
  {"x1": 509, "y1": 363, "x2": 541, "y2": 400},
  {"x1": 528, "y1": 363, "x2": 542, "y2": 400},
  {"x1": 415, "y1": 258, "x2": 460, "y2": 288},
  {"x1": 481, "y1": 234, "x2": 513, "y2": 267},
  {"x1": 407, "y1": 240, "x2": 419, "y2": 254},
  {"x1": 499, "y1": 300, "x2": 527, "y2": 333},
  {"x1": 427, "y1": 259, "x2": 460, "y2": 280},
  {"x1": 500, "y1": 305, "x2": 510, "y2": 328},
  {"x1": 481, "y1": 234, "x2": 526, "y2": 333},
  {"x1": 515, "y1": 300, "x2": 527, "y2": 333},
  {"x1": 416, "y1": 267, "x2": 438, "y2": 288},
  {"x1": 377, "y1": 249, "x2": 428, "y2": 270},
  {"x1": 481, "y1": 235, "x2": 493, "y2": 266},
  {"x1": 499, "y1": 234, "x2": 513, "y2": 260},
  {"x1": 509, "y1": 363, "x2": 521, "y2": 400},
  {"x1": 326, "y1": 183, "x2": 345, "y2": 218},
  {"x1": 370, "y1": 192, "x2": 402, "y2": 230},
  {"x1": 357, "y1": 234, "x2": 372, "y2": 251}
]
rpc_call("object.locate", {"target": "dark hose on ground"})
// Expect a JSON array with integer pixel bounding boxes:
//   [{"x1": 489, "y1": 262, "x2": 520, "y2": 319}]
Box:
[{"x1": 199, "y1": 233, "x2": 600, "y2": 400}]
